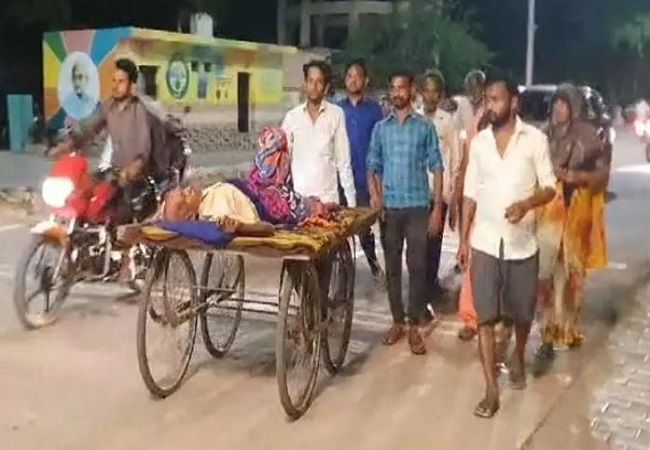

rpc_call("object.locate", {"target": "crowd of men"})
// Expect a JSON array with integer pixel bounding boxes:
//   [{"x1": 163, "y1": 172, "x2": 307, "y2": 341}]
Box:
[{"x1": 280, "y1": 58, "x2": 561, "y2": 419}]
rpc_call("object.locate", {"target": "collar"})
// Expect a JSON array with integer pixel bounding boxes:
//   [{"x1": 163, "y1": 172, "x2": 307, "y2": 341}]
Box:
[
  {"x1": 343, "y1": 95, "x2": 370, "y2": 107},
  {"x1": 486, "y1": 116, "x2": 527, "y2": 134},
  {"x1": 387, "y1": 107, "x2": 419, "y2": 122},
  {"x1": 513, "y1": 116, "x2": 527, "y2": 136},
  {"x1": 302, "y1": 100, "x2": 328, "y2": 114}
]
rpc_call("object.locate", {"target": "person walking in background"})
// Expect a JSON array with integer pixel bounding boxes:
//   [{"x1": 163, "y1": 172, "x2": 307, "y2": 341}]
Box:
[
  {"x1": 281, "y1": 60, "x2": 356, "y2": 208},
  {"x1": 457, "y1": 73, "x2": 556, "y2": 418},
  {"x1": 338, "y1": 59, "x2": 387, "y2": 287},
  {"x1": 456, "y1": 69, "x2": 487, "y2": 342},
  {"x1": 454, "y1": 70, "x2": 486, "y2": 142},
  {"x1": 417, "y1": 69, "x2": 461, "y2": 305},
  {"x1": 367, "y1": 70, "x2": 444, "y2": 355},
  {"x1": 534, "y1": 83, "x2": 609, "y2": 371}
]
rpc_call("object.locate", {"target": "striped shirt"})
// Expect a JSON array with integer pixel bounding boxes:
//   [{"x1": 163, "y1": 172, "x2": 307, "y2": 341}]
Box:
[{"x1": 366, "y1": 110, "x2": 444, "y2": 209}]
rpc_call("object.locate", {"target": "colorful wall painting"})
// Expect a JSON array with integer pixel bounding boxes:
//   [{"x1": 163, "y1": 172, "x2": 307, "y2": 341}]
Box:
[{"x1": 43, "y1": 27, "x2": 298, "y2": 129}]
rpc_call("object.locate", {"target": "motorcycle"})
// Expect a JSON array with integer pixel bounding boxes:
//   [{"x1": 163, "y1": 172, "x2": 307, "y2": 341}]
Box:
[
  {"x1": 13, "y1": 137, "x2": 192, "y2": 330},
  {"x1": 633, "y1": 116, "x2": 650, "y2": 162}
]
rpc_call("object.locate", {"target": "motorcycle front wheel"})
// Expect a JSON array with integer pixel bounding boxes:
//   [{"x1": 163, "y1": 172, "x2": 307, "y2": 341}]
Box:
[{"x1": 13, "y1": 235, "x2": 74, "y2": 330}]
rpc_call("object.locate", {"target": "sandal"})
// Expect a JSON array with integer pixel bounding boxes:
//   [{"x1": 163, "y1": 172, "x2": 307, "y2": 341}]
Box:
[
  {"x1": 474, "y1": 398, "x2": 500, "y2": 419},
  {"x1": 382, "y1": 324, "x2": 406, "y2": 346},
  {"x1": 458, "y1": 326, "x2": 477, "y2": 342},
  {"x1": 408, "y1": 326, "x2": 427, "y2": 355}
]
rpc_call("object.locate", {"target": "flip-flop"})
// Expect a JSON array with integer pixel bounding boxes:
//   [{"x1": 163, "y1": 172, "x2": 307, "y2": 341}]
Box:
[{"x1": 474, "y1": 398, "x2": 500, "y2": 419}]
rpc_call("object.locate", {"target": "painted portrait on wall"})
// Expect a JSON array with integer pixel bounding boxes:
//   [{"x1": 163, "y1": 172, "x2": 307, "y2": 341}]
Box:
[
  {"x1": 58, "y1": 51, "x2": 100, "y2": 120},
  {"x1": 166, "y1": 53, "x2": 190, "y2": 99}
]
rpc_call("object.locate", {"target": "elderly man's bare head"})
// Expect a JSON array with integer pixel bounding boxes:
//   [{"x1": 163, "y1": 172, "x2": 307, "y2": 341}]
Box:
[{"x1": 71, "y1": 62, "x2": 89, "y2": 97}]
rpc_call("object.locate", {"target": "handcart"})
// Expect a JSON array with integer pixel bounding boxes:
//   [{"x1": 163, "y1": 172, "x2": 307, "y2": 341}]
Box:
[{"x1": 116, "y1": 207, "x2": 379, "y2": 420}]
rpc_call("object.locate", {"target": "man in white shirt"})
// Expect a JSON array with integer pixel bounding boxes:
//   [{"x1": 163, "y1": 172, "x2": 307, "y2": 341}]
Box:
[
  {"x1": 417, "y1": 69, "x2": 461, "y2": 304},
  {"x1": 457, "y1": 73, "x2": 556, "y2": 419},
  {"x1": 281, "y1": 60, "x2": 356, "y2": 208}
]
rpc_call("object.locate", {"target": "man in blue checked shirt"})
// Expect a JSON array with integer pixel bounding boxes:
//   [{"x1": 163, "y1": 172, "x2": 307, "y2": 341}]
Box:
[
  {"x1": 338, "y1": 59, "x2": 386, "y2": 288},
  {"x1": 367, "y1": 70, "x2": 445, "y2": 356}
]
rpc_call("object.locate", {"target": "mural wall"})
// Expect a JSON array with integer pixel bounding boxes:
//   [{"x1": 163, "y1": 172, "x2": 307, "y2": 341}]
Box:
[{"x1": 43, "y1": 27, "x2": 293, "y2": 129}]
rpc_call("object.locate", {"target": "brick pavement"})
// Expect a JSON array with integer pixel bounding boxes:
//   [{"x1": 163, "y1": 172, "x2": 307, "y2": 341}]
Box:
[{"x1": 590, "y1": 282, "x2": 650, "y2": 449}]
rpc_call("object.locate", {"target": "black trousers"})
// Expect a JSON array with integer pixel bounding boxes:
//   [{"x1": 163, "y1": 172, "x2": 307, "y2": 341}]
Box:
[{"x1": 383, "y1": 207, "x2": 429, "y2": 325}]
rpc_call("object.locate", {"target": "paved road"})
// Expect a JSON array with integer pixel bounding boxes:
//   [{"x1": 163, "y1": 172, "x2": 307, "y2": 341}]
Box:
[{"x1": 0, "y1": 129, "x2": 649, "y2": 449}]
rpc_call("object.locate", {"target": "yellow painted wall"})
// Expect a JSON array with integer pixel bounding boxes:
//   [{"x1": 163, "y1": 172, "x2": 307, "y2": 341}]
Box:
[{"x1": 116, "y1": 32, "x2": 285, "y2": 107}]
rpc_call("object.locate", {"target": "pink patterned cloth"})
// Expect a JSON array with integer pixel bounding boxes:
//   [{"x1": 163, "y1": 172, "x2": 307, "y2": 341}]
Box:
[{"x1": 245, "y1": 127, "x2": 311, "y2": 224}]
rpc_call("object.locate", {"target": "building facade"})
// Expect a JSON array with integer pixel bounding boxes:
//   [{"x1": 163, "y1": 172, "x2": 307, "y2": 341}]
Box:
[
  {"x1": 277, "y1": 0, "x2": 402, "y2": 48},
  {"x1": 42, "y1": 27, "x2": 307, "y2": 131}
]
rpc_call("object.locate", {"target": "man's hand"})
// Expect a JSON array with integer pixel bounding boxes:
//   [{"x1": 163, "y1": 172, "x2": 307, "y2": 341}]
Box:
[
  {"x1": 457, "y1": 242, "x2": 470, "y2": 271},
  {"x1": 427, "y1": 204, "x2": 444, "y2": 238},
  {"x1": 505, "y1": 200, "x2": 530, "y2": 224}
]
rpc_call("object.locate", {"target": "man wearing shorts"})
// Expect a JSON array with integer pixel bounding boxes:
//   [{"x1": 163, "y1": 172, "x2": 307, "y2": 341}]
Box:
[{"x1": 457, "y1": 73, "x2": 556, "y2": 418}]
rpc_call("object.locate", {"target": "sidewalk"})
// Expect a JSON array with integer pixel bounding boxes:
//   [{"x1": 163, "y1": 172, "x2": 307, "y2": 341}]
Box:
[{"x1": 0, "y1": 149, "x2": 256, "y2": 190}]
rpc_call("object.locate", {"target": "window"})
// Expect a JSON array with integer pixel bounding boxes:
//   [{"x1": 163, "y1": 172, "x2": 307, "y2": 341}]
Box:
[{"x1": 138, "y1": 65, "x2": 158, "y2": 99}]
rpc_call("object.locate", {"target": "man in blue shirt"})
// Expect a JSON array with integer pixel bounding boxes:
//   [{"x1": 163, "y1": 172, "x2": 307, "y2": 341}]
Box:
[
  {"x1": 338, "y1": 59, "x2": 386, "y2": 287},
  {"x1": 367, "y1": 70, "x2": 445, "y2": 355}
]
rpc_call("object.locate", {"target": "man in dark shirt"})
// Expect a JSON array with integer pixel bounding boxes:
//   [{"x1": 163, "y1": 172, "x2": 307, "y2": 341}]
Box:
[{"x1": 338, "y1": 59, "x2": 386, "y2": 287}]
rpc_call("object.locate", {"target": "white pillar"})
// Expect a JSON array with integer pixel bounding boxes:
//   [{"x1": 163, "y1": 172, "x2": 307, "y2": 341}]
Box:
[
  {"x1": 299, "y1": 0, "x2": 311, "y2": 47},
  {"x1": 525, "y1": 0, "x2": 536, "y2": 86},
  {"x1": 277, "y1": 0, "x2": 287, "y2": 44}
]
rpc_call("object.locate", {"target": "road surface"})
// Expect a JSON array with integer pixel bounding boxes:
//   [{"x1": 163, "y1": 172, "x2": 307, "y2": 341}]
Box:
[{"x1": 1, "y1": 129, "x2": 650, "y2": 449}]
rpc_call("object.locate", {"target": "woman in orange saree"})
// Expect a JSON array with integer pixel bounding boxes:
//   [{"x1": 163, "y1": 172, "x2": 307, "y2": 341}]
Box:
[{"x1": 535, "y1": 84, "x2": 609, "y2": 363}]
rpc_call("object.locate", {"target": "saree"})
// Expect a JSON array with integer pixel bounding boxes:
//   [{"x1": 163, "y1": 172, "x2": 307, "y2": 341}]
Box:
[{"x1": 537, "y1": 182, "x2": 607, "y2": 347}]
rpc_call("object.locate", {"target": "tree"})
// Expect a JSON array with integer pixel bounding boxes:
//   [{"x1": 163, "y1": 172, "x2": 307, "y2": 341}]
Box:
[{"x1": 336, "y1": 0, "x2": 492, "y2": 90}]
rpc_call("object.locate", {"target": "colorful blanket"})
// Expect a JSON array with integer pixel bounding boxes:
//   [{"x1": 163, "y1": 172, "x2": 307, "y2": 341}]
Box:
[{"x1": 120, "y1": 207, "x2": 379, "y2": 257}]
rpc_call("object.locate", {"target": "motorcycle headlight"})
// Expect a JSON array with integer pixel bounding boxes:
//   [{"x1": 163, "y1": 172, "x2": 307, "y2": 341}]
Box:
[
  {"x1": 42, "y1": 177, "x2": 74, "y2": 208},
  {"x1": 609, "y1": 127, "x2": 616, "y2": 144}
]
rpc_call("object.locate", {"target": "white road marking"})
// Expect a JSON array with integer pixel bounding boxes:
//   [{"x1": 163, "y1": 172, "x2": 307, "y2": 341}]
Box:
[
  {"x1": 615, "y1": 164, "x2": 650, "y2": 174},
  {"x1": 607, "y1": 262, "x2": 627, "y2": 270},
  {"x1": 0, "y1": 223, "x2": 23, "y2": 233}
]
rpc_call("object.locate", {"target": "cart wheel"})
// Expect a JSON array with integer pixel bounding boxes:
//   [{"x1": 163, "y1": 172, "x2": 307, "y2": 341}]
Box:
[
  {"x1": 199, "y1": 252, "x2": 244, "y2": 358},
  {"x1": 322, "y1": 240, "x2": 355, "y2": 374},
  {"x1": 136, "y1": 249, "x2": 198, "y2": 398},
  {"x1": 276, "y1": 261, "x2": 322, "y2": 419}
]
